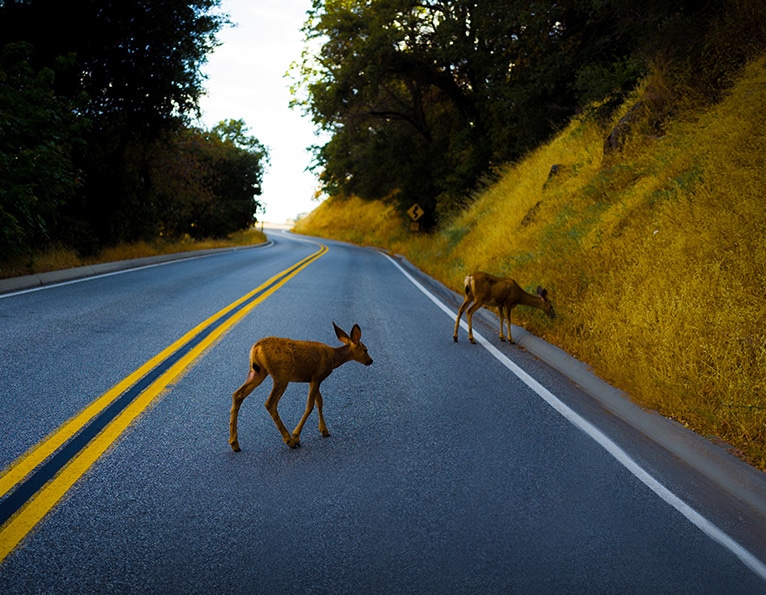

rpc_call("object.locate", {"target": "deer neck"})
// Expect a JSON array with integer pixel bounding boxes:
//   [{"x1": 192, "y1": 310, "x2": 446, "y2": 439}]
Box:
[
  {"x1": 332, "y1": 344, "x2": 352, "y2": 369},
  {"x1": 518, "y1": 289, "x2": 544, "y2": 310}
]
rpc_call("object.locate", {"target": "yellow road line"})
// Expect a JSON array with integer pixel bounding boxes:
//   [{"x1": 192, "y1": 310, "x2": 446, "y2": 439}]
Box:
[
  {"x1": 0, "y1": 246, "x2": 323, "y2": 499},
  {"x1": 0, "y1": 243, "x2": 327, "y2": 562}
]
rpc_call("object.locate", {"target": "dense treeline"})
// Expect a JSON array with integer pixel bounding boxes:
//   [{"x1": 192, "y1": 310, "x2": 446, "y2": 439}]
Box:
[
  {"x1": 294, "y1": 0, "x2": 766, "y2": 228},
  {"x1": 0, "y1": 0, "x2": 268, "y2": 260}
]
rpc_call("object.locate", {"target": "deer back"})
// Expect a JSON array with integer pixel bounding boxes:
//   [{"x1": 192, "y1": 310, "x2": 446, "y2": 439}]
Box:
[
  {"x1": 471, "y1": 272, "x2": 524, "y2": 307},
  {"x1": 252, "y1": 337, "x2": 336, "y2": 383}
]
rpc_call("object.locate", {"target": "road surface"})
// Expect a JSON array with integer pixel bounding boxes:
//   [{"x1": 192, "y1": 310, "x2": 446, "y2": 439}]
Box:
[{"x1": 1, "y1": 231, "x2": 765, "y2": 593}]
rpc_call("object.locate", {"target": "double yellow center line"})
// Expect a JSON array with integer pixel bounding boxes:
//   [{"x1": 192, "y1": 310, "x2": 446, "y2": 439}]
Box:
[{"x1": 0, "y1": 243, "x2": 327, "y2": 562}]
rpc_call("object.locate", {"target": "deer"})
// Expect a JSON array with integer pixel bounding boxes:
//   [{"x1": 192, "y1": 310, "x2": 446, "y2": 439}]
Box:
[
  {"x1": 452, "y1": 271, "x2": 555, "y2": 345},
  {"x1": 229, "y1": 322, "x2": 373, "y2": 452}
]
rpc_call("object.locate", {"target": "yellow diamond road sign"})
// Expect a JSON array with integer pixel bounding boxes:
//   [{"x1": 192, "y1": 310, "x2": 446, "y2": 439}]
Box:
[{"x1": 407, "y1": 203, "x2": 424, "y2": 222}]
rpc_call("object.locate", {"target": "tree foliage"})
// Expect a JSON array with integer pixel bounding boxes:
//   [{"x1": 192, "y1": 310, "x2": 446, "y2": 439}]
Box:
[
  {"x1": 1, "y1": 0, "x2": 222, "y2": 129},
  {"x1": 0, "y1": 0, "x2": 269, "y2": 259},
  {"x1": 149, "y1": 120, "x2": 269, "y2": 239},
  {"x1": 294, "y1": 0, "x2": 766, "y2": 228},
  {"x1": 0, "y1": 42, "x2": 85, "y2": 259}
]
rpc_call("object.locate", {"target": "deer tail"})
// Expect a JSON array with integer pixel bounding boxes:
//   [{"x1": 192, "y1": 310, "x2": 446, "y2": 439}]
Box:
[{"x1": 249, "y1": 343, "x2": 263, "y2": 375}]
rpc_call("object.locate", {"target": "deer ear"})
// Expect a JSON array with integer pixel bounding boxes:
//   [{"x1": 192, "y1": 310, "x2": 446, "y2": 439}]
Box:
[
  {"x1": 333, "y1": 322, "x2": 350, "y2": 344},
  {"x1": 537, "y1": 286, "x2": 546, "y2": 298},
  {"x1": 350, "y1": 324, "x2": 362, "y2": 343}
]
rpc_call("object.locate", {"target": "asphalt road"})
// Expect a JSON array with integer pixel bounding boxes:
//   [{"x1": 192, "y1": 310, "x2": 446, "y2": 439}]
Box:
[{"x1": 1, "y1": 231, "x2": 765, "y2": 593}]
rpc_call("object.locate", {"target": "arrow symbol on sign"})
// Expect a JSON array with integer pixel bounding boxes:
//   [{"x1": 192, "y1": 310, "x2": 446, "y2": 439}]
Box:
[{"x1": 407, "y1": 203, "x2": 424, "y2": 221}]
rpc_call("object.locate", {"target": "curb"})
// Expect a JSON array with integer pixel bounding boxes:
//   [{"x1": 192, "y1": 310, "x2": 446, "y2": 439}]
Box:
[
  {"x1": 391, "y1": 253, "x2": 766, "y2": 520},
  {"x1": 0, "y1": 242, "x2": 269, "y2": 295}
]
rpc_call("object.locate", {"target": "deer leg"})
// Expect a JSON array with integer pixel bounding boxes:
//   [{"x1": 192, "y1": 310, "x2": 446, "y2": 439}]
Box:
[
  {"x1": 497, "y1": 306, "x2": 507, "y2": 342},
  {"x1": 507, "y1": 306, "x2": 516, "y2": 344},
  {"x1": 453, "y1": 296, "x2": 473, "y2": 341},
  {"x1": 230, "y1": 366, "x2": 267, "y2": 452},
  {"x1": 315, "y1": 389, "x2": 330, "y2": 437},
  {"x1": 264, "y1": 381, "x2": 299, "y2": 448},
  {"x1": 465, "y1": 301, "x2": 483, "y2": 344},
  {"x1": 291, "y1": 382, "x2": 319, "y2": 444}
]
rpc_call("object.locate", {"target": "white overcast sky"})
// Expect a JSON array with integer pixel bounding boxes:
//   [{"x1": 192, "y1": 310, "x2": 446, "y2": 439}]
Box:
[{"x1": 197, "y1": 0, "x2": 326, "y2": 223}]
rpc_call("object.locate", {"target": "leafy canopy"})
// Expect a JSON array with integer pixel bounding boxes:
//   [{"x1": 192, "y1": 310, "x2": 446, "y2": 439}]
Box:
[
  {"x1": 293, "y1": 0, "x2": 745, "y2": 227},
  {"x1": 0, "y1": 0, "x2": 270, "y2": 258}
]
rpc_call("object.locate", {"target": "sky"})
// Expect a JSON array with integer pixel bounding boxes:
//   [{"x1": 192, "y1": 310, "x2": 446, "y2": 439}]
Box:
[{"x1": 197, "y1": 0, "x2": 325, "y2": 223}]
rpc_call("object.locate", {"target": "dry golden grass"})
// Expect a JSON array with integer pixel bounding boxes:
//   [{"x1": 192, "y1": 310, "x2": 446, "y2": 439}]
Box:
[
  {"x1": 0, "y1": 228, "x2": 268, "y2": 280},
  {"x1": 295, "y1": 195, "x2": 408, "y2": 248},
  {"x1": 297, "y1": 55, "x2": 766, "y2": 469}
]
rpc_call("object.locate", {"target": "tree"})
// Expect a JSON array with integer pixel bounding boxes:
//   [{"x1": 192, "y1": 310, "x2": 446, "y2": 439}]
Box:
[
  {"x1": 295, "y1": 1, "x2": 574, "y2": 224},
  {"x1": 0, "y1": 43, "x2": 85, "y2": 258},
  {"x1": 0, "y1": 0, "x2": 227, "y2": 253},
  {"x1": 296, "y1": 0, "x2": 484, "y2": 225},
  {"x1": 198, "y1": 120, "x2": 269, "y2": 238},
  {"x1": 294, "y1": 0, "x2": 733, "y2": 227},
  {"x1": 148, "y1": 121, "x2": 269, "y2": 239},
  {"x1": 0, "y1": 0, "x2": 223, "y2": 130}
]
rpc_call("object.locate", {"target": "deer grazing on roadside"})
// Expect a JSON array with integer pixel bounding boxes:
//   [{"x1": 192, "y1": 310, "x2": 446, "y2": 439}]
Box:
[
  {"x1": 229, "y1": 322, "x2": 373, "y2": 452},
  {"x1": 453, "y1": 271, "x2": 555, "y2": 345}
]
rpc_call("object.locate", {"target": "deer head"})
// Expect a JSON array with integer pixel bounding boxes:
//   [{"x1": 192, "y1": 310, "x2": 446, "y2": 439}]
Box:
[
  {"x1": 333, "y1": 322, "x2": 373, "y2": 366},
  {"x1": 537, "y1": 286, "x2": 556, "y2": 319}
]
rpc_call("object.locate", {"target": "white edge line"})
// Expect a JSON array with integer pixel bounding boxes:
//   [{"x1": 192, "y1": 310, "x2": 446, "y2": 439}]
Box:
[
  {"x1": 0, "y1": 241, "x2": 275, "y2": 300},
  {"x1": 382, "y1": 252, "x2": 766, "y2": 582}
]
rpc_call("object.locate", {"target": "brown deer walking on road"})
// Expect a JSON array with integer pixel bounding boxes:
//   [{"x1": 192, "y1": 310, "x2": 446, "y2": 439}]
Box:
[
  {"x1": 229, "y1": 322, "x2": 373, "y2": 452},
  {"x1": 453, "y1": 271, "x2": 555, "y2": 345}
]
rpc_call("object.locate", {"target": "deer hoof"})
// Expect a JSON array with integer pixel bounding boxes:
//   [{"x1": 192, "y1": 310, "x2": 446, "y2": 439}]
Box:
[
  {"x1": 321, "y1": 430, "x2": 331, "y2": 438},
  {"x1": 230, "y1": 441, "x2": 241, "y2": 452},
  {"x1": 286, "y1": 437, "x2": 301, "y2": 448},
  {"x1": 469, "y1": 337, "x2": 476, "y2": 345},
  {"x1": 453, "y1": 336, "x2": 458, "y2": 342},
  {"x1": 499, "y1": 336, "x2": 506, "y2": 342}
]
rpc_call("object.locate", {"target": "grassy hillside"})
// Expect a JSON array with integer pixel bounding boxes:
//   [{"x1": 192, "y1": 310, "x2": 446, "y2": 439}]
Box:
[{"x1": 295, "y1": 55, "x2": 766, "y2": 470}]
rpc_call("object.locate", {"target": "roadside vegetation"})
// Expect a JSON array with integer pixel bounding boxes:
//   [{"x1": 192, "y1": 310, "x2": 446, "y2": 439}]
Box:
[
  {"x1": 0, "y1": 228, "x2": 267, "y2": 280},
  {"x1": 296, "y1": 54, "x2": 766, "y2": 470}
]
